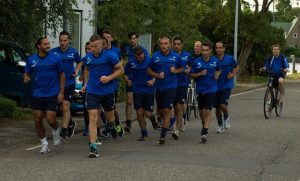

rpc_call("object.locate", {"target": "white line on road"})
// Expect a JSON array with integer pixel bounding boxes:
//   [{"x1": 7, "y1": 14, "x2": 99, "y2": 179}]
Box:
[
  {"x1": 231, "y1": 87, "x2": 265, "y2": 97},
  {"x1": 26, "y1": 145, "x2": 41, "y2": 151}
]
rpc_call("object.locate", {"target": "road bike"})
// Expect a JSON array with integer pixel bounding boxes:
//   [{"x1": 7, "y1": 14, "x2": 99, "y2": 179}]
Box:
[{"x1": 186, "y1": 80, "x2": 198, "y2": 120}]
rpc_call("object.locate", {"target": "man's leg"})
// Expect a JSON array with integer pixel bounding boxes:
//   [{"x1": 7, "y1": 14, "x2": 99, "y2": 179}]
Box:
[
  {"x1": 46, "y1": 110, "x2": 61, "y2": 146},
  {"x1": 173, "y1": 103, "x2": 183, "y2": 139},
  {"x1": 33, "y1": 110, "x2": 50, "y2": 154},
  {"x1": 137, "y1": 108, "x2": 148, "y2": 141},
  {"x1": 88, "y1": 109, "x2": 100, "y2": 158},
  {"x1": 60, "y1": 100, "x2": 71, "y2": 140},
  {"x1": 278, "y1": 77, "x2": 285, "y2": 102},
  {"x1": 125, "y1": 91, "x2": 133, "y2": 132}
]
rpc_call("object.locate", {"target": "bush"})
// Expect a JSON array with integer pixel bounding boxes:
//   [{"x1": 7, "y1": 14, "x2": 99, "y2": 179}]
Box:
[{"x1": 0, "y1": 96, "x2": 26, "y2": 120}]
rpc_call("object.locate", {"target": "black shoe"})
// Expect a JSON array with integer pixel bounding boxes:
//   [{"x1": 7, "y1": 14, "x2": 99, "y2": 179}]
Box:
[
  {"x1": 158, "y1": 138, "x2": 165, "y2": 145},
  {"x1": 151, "y1": 120, "x2": 159, "y2": 130},
  {"x1": 59, "y1": 128, "x2": 67, "y2": 141},
  {"x1": 89, "y1": 147, "x2": 99, "y2": 158},
  {"x1": 172, "y1": 133, "x2": 179, "y2": 140},
  {"x1": 110, "y1": 127, "x2": 118, "y2": 139},
  {"x1": 137, "y1": 136, "x2": 148, "y2": 141},
  {"x1": 201, "y1": 135, "x2": 207, "y2": 144},
  {"x1": 67, "y1": 121, "x2": 76, "y2": 138},
  {"x1": 101, "y1": 129, "x2": 109, "y2": 138}
]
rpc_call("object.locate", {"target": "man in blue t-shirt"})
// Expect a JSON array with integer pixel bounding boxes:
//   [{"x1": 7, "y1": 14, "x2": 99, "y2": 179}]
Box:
[
  {"x1": 214, "y1": 42, "x2": 239, "y2": 133},
  {"x1": 123, "y1": 32, "x2": 150, "y2": 132},
  {"x1": 190, "y1": 42, "x2": 221, "y2": 143},
  {"x1": 23, "y1": 37, "x2": 65, "y2": 154},
  {"x1": 82, "y1": 34, "x2": 124, "y2": 158},
  {"x1": 262, "y1": 44, "x2": 289, "y2": 103},
  {"x1": 101, "y1": 30, "x2": 123, "y2": 137},
  {"x1": 50, "y1": 31, "x2": 82, "y2": 141},
  {"x1": 125, "y1": 46, "x2": 156, "y2": 141},
  {"x1": 171, "y1": 36, "x2": 192, "y2": 140},
  {"x1": 147, "y1": 36, "x2": 183, "y2": 145}
]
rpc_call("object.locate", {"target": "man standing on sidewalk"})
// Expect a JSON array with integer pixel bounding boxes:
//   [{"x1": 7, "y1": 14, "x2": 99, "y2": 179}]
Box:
[
  {"x1": 23, "y1": 37, "x2": 65, "y2": 154},
  {"x1": 82, "y1": 34, "x2": 124, "y2": 158},
  {"x1": 147, "y1": 36, "x2": 183, "y2": 145},
  {"x1": 214, "y1": 41, "x2": 239, "y2": 133},
  {"x1": 50, "y1": 31, "x2": 82, "y2": 141}
]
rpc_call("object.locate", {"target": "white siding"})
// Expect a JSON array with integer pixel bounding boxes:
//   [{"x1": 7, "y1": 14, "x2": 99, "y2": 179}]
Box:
[{"x1": 47, "y1": 0, "x2": 95, "y2": 57}]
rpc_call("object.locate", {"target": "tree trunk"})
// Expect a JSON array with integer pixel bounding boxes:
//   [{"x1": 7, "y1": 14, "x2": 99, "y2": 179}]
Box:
[{"x1": 237, "y1": 40, "x2": 255, "y2": 76}]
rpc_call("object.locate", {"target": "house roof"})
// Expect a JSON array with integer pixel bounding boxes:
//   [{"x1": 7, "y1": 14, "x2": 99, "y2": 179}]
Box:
[{"x1": 271, "y1": 21, "x2": 293, "y2": 33}]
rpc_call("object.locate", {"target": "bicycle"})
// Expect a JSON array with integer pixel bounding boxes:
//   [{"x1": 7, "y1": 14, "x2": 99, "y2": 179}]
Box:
[
  {"x1": 260, "y1": 69, "x2": 284, "y2": 119},
  {"x1": 186, "y1": 80, "x2": 198, "y2": 120}
]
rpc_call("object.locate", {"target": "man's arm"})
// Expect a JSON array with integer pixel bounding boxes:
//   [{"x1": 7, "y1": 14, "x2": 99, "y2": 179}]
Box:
[
  {"x1": 100, "y1": 62, "x2": 124, "y2": 84},
  {"x1": 58, "y1": 72, "x2": 65, "y2": 103}
]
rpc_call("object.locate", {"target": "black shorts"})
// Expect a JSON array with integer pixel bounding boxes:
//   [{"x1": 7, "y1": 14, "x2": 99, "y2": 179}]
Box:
[
  {"x1": 197, "y1": 92, "x2": 216, "y2": 110},
  {"x1": 126, "y1": 85, "x2": 133, "y2": 93},
  {"x1": 64, "y1": 84, "x2": 75, "y2": 102},
  {"x1": 156, "y1": 88, "x2": 177, "y2": 109},
  {"x1": 86, "y1": 93, "x2": 115, "y2": 111},
  {"x1": 214, "y1": 88, "x2": 232, "y2": 108},
  {"x1": 174, "y1": 86, "x2": 188, "y2": 105},
  {"x1": 133, "y1": 93, "x2": 154, "y2": 112},
  {"x1": 31, "y1": 96, "x2": 58, "y2": 112},
  {"x1": 272, "y1": 75, "x2": 284, "y2": 88}
]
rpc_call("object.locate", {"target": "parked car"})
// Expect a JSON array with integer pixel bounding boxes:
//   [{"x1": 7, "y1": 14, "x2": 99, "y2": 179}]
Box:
[{"x1": 0, "y1": 38, "x2": 84, "y2": 113}]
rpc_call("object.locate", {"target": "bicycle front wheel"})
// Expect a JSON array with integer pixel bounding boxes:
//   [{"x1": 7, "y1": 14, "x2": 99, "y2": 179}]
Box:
[
  {"x1": 275, "y1": 88, "x2": 283, "y2": 117},
  {"x1": 264, "y1": 88, "x2": 274, "y2": 119}
]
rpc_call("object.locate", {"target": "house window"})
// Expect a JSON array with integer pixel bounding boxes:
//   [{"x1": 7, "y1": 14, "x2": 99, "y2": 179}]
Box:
[
  {"x1": 65, "y1": 11, "x2": 82, "y2": 54},
  {"x1": 293, "y1": 33, "x2": 297, "y2": 38}
]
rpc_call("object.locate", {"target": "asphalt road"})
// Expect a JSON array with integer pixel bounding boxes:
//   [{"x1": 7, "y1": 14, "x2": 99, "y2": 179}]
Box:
[{"x1": 0, "y1": 81, "x2": 300, "y2": 181}]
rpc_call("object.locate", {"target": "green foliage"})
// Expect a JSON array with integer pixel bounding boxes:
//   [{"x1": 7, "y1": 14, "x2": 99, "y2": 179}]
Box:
[
  {"x1": 284, "y1": 46, "x2": 300, "y2": 57},
  {"x1": 0, "y1": 97, "x2": 26, "y2": 120},
  {"x1": 96, "y1": 0, "x2": 206, "y2": 50},
  {"x1": 0, "y1": 0, "x2": 77, "y2": 52}
]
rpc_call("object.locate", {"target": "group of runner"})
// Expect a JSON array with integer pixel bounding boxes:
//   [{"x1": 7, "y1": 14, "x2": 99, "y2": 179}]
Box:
[{"x1": 23, "y1": 29, "x2": 288, "y2": 158}]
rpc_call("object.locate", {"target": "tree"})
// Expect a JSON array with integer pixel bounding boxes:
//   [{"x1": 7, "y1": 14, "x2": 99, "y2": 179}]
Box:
[{"x1": 0, "y1": 0, "x2": 77, "y2": 52}]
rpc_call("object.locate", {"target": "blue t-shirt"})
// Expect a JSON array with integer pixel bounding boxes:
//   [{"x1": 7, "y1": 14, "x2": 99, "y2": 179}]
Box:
[
  {"x1": 107, "y1": 45, "x2": 121, "y2": 91},
  {"x1": 25, "y1": 53, "x2": 64, "y2": 97},
  {"x1": 125, "y1": 45, "x2": 149, "y2": 81},
  {"x1": 50, "y1": 47, "x2": 81, "y2": 87},
  {"x1": 264, "y1": 54, "x2": 289, "y2": 76},
  {"x1": 124, "y1": 56, "x2": 155, "y2": 94},
  {"x1": 176, "y1": 51, "x2": 192, "y2": 87},
  {"x1": 216, "y1": 54, "x2": 237, "y2": 90},
  {"x1": 190, "y1": 56, "x2": 221, "y2": 94},
  {"x1": 83, "y1": 50, "x2": 119, "y2": 95},
  {"x1": 149, "y1": 50, "x2": 183, "y2": 90}
]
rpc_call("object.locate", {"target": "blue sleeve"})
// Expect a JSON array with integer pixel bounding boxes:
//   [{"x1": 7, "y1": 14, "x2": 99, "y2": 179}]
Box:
[
  {"x1": 216, "y1": 60, "x2": 221, "y2": 71},
  {"x1": 24, "y1": 60, "x2": 32, "y2": 74},
  {"x1": 177, "y1": 55, "x2": 183, "y2": 68},
  {"x1": 264, "y1": 57, "x2": 271, "y2": 69},
  {"x1": 75, "y1": 51, "x2": 81, "y2": 63},
  {"x1": 56, "y1": 57, "x2": 64, "y2": 73},
  {"x1": 283, "y1": 56, "x2": 289, "y2": 68},
  {"x1": 110, "y1": 53, "x2": 120, "y2": 67},
  {"x1": 190, "y1": 61, "x2": 197, "y2": 74},
  {"x1": 149, "y1": 55, "x2": 155, "y2": 69}
]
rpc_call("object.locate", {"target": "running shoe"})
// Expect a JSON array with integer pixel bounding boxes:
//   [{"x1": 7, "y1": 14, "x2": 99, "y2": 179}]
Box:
[
  {"x1": 110, "y1": 127, "x2": 118, "y2": 139},
  {"x1": 40, "y1": 144, "x2": 50, "y2": 154},
  {"x1": 89, "y1": 147, "x2": 99, "y2": 158},
  {"x1": 67, "y1": 121, "x2": 76, "y2": 137},
  {"x1": 158, "y1": 138, "x2": 165, "y2": 145},
  {"x1": 53, "y1": 128, "x2": 62, "y2": 146},
  {"x1": 137, "y1": 136, "x2": 148, "y2": 141},
  {"x1": 115, "y1": 124, "x2": 124, "y2": 137},
  {"x1": 224, "y1": 117, "x2": 231, "y2": 129},
  {"x1": 201, "y1": 135, "x2": 207, "y2": 143}
]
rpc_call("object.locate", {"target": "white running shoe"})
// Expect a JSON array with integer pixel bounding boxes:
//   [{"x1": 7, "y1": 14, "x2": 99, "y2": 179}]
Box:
[
  {"x1": 40, "y1": 144, "x2": 50, "y2": 154},
  {"x1": 224, "y1": 117, "x2": 231, "y2": 129},
  {"x1": 53, "y1": 128, "x2": 61, "y2": 146},
  {"x1": 216, "y1": 126, "x2": 223, "y2": 133}
]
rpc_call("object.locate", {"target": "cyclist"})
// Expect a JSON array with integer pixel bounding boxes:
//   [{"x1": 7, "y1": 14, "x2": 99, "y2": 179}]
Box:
[
  {"x1": 261, "y1": 44, "x2": 289, "y2": 103},
  {"x1": 147, "y1": 36, "x2": 183, "y2": 145},
  {"x1": 50, "y1": 31, "x2": 82, "y2": 141},
  {"x1": 190, "y1": 42, "x2": 221, "y2": 143},
  {"x1": 125, "y1": 46, "x2": 156, "y2": 141},
  {"x1": 214, "y1": 41, "x2": 239, "y2": 133},
  {"x1": 82, "y1": 34, "x2": 124, "y2": 158},
  {"x1": 23, "y1": 37, "x2": 64, "y2": 154}
]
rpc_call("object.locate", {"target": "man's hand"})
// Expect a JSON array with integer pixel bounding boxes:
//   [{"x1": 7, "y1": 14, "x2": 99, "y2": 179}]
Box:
[
  {"x1": 100, "y1": 75, "x2": 112, "y2": 84},
  {"x1": 227, "y1": 72, "x2": 234, "y2": 80},
  {"x1": 126, "y1": 79, "x2": 132, "y2": 87},
  {"x1": 23, "y1": 74, "x2": 30, "y2": 84},
  {"x1": 147, "y1": 79, "x2": 155, "y2": 87},
  {"x1": 184, "y1": 66, "x2": 190, "y2": 75},
  {"x1": 72, "y1": 71, "x2": 78, "y2": 78},
  {"x1": 157, "y1": 72, "x2": 164, "y2": 79},
  {"x1": 199, "y1": 69, "x2": 207, "y2": 76},
  {"x1": 170, "y1": 65, "x2": 176, "y2": 74},
  {"x1": 57, "y1": 92, "x2": 64, "y2": 104},
  {"x1": 81, "y1": 86, "x2": 86, "y2": 93}
]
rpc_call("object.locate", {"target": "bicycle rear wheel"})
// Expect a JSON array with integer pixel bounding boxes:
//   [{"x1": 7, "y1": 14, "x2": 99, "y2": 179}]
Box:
[
  {"x1": 186, "y1": 88, "x2": 193, "y2": 121},
  {"x1": 264, "y1": 88, "x2": 274, "y2": 119},
  {"x1": 275, "y1": 88, "x2": 283, "y2": 117},
  {"x1": 193, "y1": 94, "x2": 199, "y2": 118}
]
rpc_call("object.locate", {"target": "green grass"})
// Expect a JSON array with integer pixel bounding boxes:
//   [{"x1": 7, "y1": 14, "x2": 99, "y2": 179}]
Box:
[
  {"x1": 237, "y1": 75, "x2": 268, "y2": 84},
  {"x1": 0, "y1": 97, "x2": 31, "y2": 120},
  {"x1": 286, "y1": 73, "x2": 300, "y2": 80}
]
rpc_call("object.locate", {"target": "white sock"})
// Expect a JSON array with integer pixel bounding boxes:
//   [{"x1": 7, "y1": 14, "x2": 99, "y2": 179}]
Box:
[{"x1": 40, "y1": 137, "x2": 48, "y2": 145}]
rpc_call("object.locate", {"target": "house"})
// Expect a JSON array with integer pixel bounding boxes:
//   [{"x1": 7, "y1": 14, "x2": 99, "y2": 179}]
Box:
[
  {"x1": 47, "y1": 0, "x2": 96, "y2": 56},
  {"x1": 271, "y1": 17, "x2": 300, "y2": 48}
]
